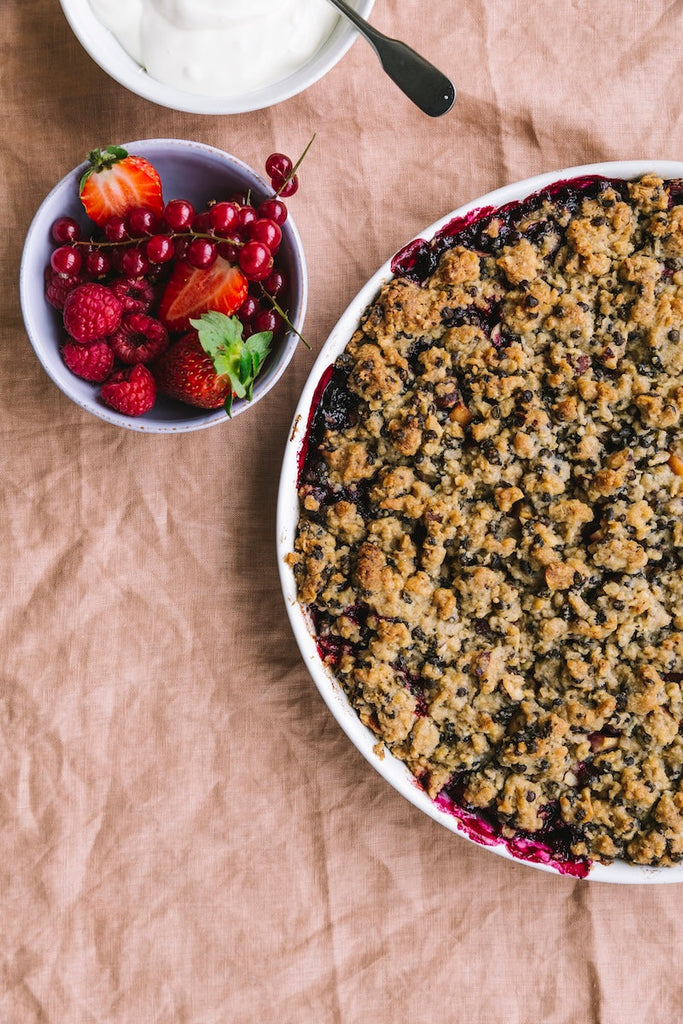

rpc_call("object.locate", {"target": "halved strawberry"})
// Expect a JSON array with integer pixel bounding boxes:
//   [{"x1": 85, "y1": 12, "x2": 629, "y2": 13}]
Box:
[
  {"x1": 157, "y1": 256, "x2": 248, "y2": 333},
  {"x1": 79, "y1": 146, "x2": 164, "y2": 226}
]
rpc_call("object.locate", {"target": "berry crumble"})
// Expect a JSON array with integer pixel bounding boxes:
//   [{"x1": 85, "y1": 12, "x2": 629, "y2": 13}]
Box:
[{"x1": 288, "y1": 173, "x2": 683, "y2": 869}]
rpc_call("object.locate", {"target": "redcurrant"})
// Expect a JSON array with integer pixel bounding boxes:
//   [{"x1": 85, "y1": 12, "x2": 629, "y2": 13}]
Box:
[
  {"x1": 127, "y1": 206, "x2": 158, "y2": 236},
  {"x1": 253, "y1": 308, "x2": 280, "y2": 334},
  {"x1": 236, "y1": 206, "x2": 257, "y2": 232},
  {"x1": 209, "y1": 202, "x2": 239, "y2": 235},
  {"x1": 238, "y1": 241, "x2": 273, "y2": 281},
  {"x1": 186, "y1": 238, "x2": 218, "y2": 269},
  {"x1": 163, "y1": 198, "x2": 195, "y2": 231},
  {"x1": 51, "y1": 246, "x2": 82, "y2": 275},
  {"x1": 84, "y1": 248, "x2": 111, "y2": 277},
  {"x1": 217, "y1": 240, "x2": 241, "y2": 263},
  {"x1": 121, "y1": 247, "x2": 150, "y2": 278},
  {"x1": 146, "y1": 235, "x2": 175, "y2": 264},
  {"x1": 249, "y1": 218, "x2": 282, "y2": 253},
  {"x1": 257, "y1": 198, "x2": 288, "y2": 226},
  {"x1": 265, "y1": 153, "x2": 293, "y2": 179},
  {"x1": 237, "y1": 295, "x2": 259, "y2": 324},
  {"x1": 274, "y1": 173, "x2": 299, "y2": 198},
  {"x1": 173, "y1": 237, "x2": 190, "y2": 261},
  {"x1": 192, "y1": 211, "x2": 213, "y2": 234},
  {"x1": 263, "y1": 269, "x2": 286, "y2": 297},
  {"x1": 50, "y1": 216, "x2": 82, "y2": 244},
  {"x1": 104, "y1": 216, "x2": 129, "y2": 242}
]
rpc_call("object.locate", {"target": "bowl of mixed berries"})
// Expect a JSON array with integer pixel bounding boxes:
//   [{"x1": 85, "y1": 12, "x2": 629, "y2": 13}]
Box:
[{"x1": 20, "y1": 138, "x2": 308, "y2": 431}]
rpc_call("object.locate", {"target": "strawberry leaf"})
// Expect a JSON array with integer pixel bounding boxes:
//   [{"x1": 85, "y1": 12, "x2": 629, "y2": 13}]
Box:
[
  {"x1": 80, "y1": 145, "x2": 130, "y2": 192},
  {"x1": 245, "y1": 330, "x2": 272, "y2": 365},
  {"x1": 190, "y1": 312, "x2": 273, "y2": 417}
]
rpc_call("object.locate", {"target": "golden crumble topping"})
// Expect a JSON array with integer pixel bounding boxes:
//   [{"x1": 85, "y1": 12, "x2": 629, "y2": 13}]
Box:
[{"x1": 289, "y1": 174, "x2": 683, "y2": 870}]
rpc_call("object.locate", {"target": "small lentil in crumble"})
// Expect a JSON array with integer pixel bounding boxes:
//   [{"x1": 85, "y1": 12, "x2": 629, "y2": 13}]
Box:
[{"x1": 288, "y1": 173, "x2": 683, "y2": 868}]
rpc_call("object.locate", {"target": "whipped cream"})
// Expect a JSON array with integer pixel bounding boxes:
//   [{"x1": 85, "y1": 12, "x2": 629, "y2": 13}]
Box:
[{"x1": 90, "y1": 0, "x2": 339, "y2": 96}]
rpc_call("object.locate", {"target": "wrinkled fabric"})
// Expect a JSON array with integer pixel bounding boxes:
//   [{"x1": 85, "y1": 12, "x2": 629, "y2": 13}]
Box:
[{"x1": 2, "y1": 1, "x2": 683, "y2": 1020}]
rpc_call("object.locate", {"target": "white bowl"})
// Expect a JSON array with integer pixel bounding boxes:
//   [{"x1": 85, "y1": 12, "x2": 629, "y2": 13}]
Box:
[
  {"x1": 58, "y1": 0, "x2": 375, "y2": 114},
  {"x1": 278, "y1": 160, "x2": 683, "y2": 883},
  {"x1": 20, "y1": 138, "x2": 307, "y2": 433}
]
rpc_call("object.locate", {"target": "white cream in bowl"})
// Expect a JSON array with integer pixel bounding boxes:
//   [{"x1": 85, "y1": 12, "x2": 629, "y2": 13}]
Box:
[{"x1": 89, "y1": 0, "x2": 339, "y2": 96}]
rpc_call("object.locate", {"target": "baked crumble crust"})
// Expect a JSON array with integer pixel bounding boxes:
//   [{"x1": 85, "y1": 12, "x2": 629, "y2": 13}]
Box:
[{"x1": 289, "y1": 174, "x2": 683, "y2": 867}]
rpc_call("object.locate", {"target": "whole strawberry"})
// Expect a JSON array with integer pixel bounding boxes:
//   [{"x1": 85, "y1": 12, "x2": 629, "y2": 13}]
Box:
[
  {"x1": 63, "y1": 283, "x2": 122, "y2": 342},
  {"x1": 152, "y1": 311, "x2": 272, "y2": 414},
  {"x1": 79, "y1": 146, "x2": 164, "y2": 225},
  {"x1": 100, "y1": 364, "x2": 156, "y2": 416},
  {"x1": 62, "y1": 340, "x2": 115, "y2": 382},
  {"x1": 152, "y1": 331, "x2": 231, "y2": 410}
]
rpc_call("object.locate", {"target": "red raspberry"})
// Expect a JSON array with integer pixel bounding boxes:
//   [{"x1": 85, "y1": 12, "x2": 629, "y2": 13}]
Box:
[
  {"x1": 44, "y1": 267, "x2": 85, "y2": 311},
  {"x1": 62, "y1": 340, "x2": 115, "y2": 382},
  {"x1": 100, "y1": 364, "x2": 156, "y2": 416},
  {"x1": 63, "y1": 283, "x2": 122, "y2": 342},
  {"x1": 108, "y1": 313, "x2": 169, "y2": 365},
  {"x1": 110, "y1": 276, "x2": 156, "y2": 315}
]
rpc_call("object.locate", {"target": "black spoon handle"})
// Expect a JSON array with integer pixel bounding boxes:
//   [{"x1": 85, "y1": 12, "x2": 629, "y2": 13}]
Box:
[{"x1": 325, "y1": 0, "x2": 455, "y2": 117}]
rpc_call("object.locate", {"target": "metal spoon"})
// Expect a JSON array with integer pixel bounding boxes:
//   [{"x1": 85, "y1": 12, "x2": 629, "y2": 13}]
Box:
[{"x1": 325, "y1": 0, "x2": 455, "y2": 117}]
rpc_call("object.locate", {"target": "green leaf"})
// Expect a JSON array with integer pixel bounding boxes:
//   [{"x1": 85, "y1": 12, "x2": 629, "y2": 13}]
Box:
[
  {"x1": 190, "y1": 311, "x2": 273, "y2": 418},
  {"x1": 244, "y1": 330, "x2": 272, "y2": 367},
  {"x1": 239, "y1": 349, "x2": 251, "y2": 382},
  {"x1": 232, "y1": 377, "x2": 247, "y2": 399},
  {"x1": 191, "y1": 311, "x2": 244, "y2": 376},
  {"x1": 80, "y1": 145, "x2": 129, "y2": 192},
  {"x1": 79, "y1": 168, "x2": 93, "y2": 194}
]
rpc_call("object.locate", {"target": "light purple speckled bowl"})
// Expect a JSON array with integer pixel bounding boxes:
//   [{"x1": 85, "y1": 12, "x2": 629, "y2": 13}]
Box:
[{"x1": 20, "y1": 138, "x2": 307, "y2": 433}]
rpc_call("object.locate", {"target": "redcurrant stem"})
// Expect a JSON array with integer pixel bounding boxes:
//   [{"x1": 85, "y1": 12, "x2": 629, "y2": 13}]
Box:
[
  {"x1": 72, "y1": 231, "x2": 242, "y2": 249},
  {"x1": 260, "y1": 286, "x2": 311, "y2": 349},
  {"x1": 275, "y1": 133, "x2": 316, "y2": 197}
]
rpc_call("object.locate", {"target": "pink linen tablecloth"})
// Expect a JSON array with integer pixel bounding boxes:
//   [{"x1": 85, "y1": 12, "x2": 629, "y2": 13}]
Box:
[{"x1": 2, "y1": 1, "x2": 683, "y2": 1020}]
